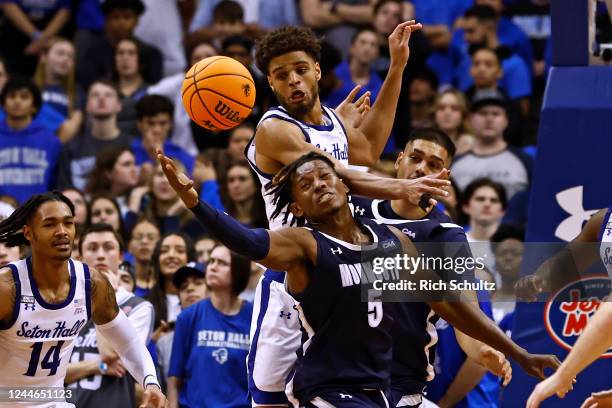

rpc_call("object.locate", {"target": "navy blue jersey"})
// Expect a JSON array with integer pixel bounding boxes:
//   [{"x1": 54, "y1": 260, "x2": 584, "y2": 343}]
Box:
[
  {"x1": 286, "y1": 217, "x2": 403, "y2": 405},
  {"x1": 350, "y1": 197, "x2": 473, "y2": 397}
]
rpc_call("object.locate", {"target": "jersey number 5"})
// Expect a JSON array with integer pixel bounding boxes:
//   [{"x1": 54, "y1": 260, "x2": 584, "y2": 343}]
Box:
[
  {"x1": 24, "y1": 341, "x2": 64, "y2": 376},
  {"x1": 367, "y1": 289, "x2": 383, "y2": 328}
]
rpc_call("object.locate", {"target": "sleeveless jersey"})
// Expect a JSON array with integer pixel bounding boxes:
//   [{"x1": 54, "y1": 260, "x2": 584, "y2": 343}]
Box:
[
  {"x1": 68, "y1": 294, "x2": 151, "y2": 408},
  {"x1": 246, "y1": 105, "x2": 349, "y2": 229},
  {"x1": 350, "y1": 197, "x2": 471, "y2": 395},
  {"x1": 0, "y1": 258, "x2": 91, "y2": 406},
  {"x1": 598, "y1": 206, "x2": 612, "y2": 280},
  {"x1": 285, "y1": 217, "x2": 403, "y2": 405}
]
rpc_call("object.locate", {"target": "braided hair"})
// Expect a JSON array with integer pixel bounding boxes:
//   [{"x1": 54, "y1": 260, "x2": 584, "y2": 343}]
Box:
[
  {"x1": 0, "y1": 191, "x2": 75, "y2": 247},
  {"x1": 266, "y1": 152, "x2": 336, "y2": 226}
]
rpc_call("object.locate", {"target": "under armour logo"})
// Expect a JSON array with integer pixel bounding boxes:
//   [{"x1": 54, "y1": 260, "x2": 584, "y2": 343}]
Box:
[
  {"x1": 331, "y1": 247, "x2": 343, "y2": 255},
  {"x1": 555, "y1": 186, "x2": 601, "y2": 241},
  {"x1": 354, "y1": 206, "x2": 365, "y2": 216},
  {"x1": 339, "y1": 393, "x2": 353, "y2": 399},
  {"x1": 24, "y1": 303, "x2": 36, "y2": 311},
  {"x1": 279, "y1": 311, "x2": 291, "y2": 319}
]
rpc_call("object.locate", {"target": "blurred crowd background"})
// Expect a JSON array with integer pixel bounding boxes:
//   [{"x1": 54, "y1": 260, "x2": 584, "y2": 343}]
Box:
[{"x1": 0, "y1": 0, "x2": 578, "y2": 407}]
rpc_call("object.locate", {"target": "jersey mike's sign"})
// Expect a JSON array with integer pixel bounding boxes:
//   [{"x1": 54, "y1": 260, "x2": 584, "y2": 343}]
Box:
[{"x1": 543, "y1": 276, "x2": 612, "y2": 357}]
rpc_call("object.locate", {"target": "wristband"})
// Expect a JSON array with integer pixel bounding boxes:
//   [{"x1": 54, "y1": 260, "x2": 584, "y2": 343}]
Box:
[
  {"x1": 143, "y1": 374, "x2": 161, "y2": 389},
  {"x1": 98, "y1": 361, "x2": 108, "y2": 375}
]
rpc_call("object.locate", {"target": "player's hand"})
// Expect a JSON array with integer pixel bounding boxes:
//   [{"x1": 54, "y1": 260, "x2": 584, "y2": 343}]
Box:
[
  {"x1": 581, "y1": 389, "x2": 612, "y2": 408},
  {"x1": 140, "y1": 384, "x2": 167, "y2": 408},
  {"x1": 476, "y1": 346, "x2": 512, "y2": 386},
  {"x1": 157, "y1": 149, "x2": 198, "y2": 209},
  {"x1": 105, "y1": 358, "x2": 126, "y2": 378},
  {"x1": 526, "y1": 371, "x2": 575, "y2": 408},
  {"x1": 515, "y1": 275, "x2": 548, "y2": 302},
  {"x1": 399, "y1": 169, "x2": 450, "y2": 207},
  {"x1": 517, "y1": 352, "x2": 562, "y2": 380},
  {"x1": 335, "y1": 85, "x2": 370, "y2": 129},
  {"x1": 388, "y1": 20, "x2": 422, "y2": 69}
]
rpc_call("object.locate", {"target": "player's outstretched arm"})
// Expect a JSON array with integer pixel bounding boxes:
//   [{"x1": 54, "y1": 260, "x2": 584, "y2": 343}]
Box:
[
  {"x1": 337, "y1": 21, "x2": 422, "y2": 166},
  {"x1": 90, "y1": 267, "x2": 166, "y2": 408},
  {"x1": 526, "y1": 301, "x2": 612, "y2": 408},
  {"x1": 515, "y1": 208, "x2": 604, "y2": 301},
  {"x1": 158, "y1": 150, "x2": 313, "y2": 272}
]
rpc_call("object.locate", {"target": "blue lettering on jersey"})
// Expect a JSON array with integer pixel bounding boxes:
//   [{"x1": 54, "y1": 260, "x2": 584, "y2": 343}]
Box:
[
  {"x1": 16, "y1": 319, "x2": 87, "y2": 339},
  {"x1": 315, "y1": 143, "x2": 348, "y2": 161}
]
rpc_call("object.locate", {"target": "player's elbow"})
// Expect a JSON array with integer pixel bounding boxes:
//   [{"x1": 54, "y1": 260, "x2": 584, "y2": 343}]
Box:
[{"x1": 350, "y1": 150, "x2": 378, "y2": 167}]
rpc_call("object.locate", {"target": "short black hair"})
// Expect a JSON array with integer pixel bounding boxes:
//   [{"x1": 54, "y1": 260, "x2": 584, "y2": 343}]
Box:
[
  {"x1": 255, "y1": 26, "x2": 321, "y2": 75},
  {"x1": 461, "y1": 177, "x2": 507, "y2": 210},
  {"x1": 405, "y1": 128, "x2": 456, "y2": 160},
  {"x1": 266, "y1": 152, "x2": 336, "y2": 226},
  {"x1": 136, "y1": 94, "x2": 174, "y2": 120},
  {"x1": 101, "y1": 0, "x2": 145, "y2": 16},
  {"x1": 222, "y1": 35, "x2": 254, "y2": 52},
  {"x1": 319, "y1": 40, "x2": 342, "y2": 75},
  {"x1": 213, "y1": 0, "x2": 243, "y2": 22},
  {"x1": 373, "y1": 0, "x2": 402, "y2": 16},
  {"x1": 79, "y1": 223, "x2": 126, "y2": 254},
  {"x1": 468, "y1": 44, "x2": 502, "y2": 65},
  {"x1": 464, "y1": 5, "x2": 497, "y2": 21},
  {"x1": 491, "y1": 223, "x2": 525, "y2": 249},
  {"x1": 88, "y1": 79, "x2": 120, "y2": 99},
  {"x1": 0, "y1": 191, "x2": 75, "y2": 247},
  {"x1": 0, "y1": 76, "x2": 42, "y2": 113}
]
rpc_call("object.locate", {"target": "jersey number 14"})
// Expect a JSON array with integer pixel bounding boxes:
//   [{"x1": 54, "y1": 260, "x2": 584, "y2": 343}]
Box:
[{"x1": 24, "y1": 341, "x2": 64, "y2": 376}]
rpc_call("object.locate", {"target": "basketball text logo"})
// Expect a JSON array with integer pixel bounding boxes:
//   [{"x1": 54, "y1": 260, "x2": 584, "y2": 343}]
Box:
[
  {"x1": 214, "y1": 100, "x2": 242, "y2": 124},
  {"x1": 544, "y1": 276, "x2": 612, "y2": 357}
]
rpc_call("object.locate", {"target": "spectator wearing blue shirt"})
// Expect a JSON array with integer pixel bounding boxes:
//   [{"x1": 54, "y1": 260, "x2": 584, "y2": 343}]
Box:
[
  {"x1": 0, "y1": 0, "x2": 71, "y2": 76},
  {"x1": 323, "y1": 28, "x2": 383, "y2": 109},
  {"x1": 168, "y1": 244, "x2": 253, "y2": 408},
  {"x1": 451, "y1": 6, "x2": 532, "y2": 107},
  {"x1": 132, "y1": 95, "x2": 195, "y2": 176},
  {"x1": 0, "y1": 77, "x2": 61, "y2": 203},
  {"x1": 33, "y1": 37, "x2": 84, "y2": 143}
]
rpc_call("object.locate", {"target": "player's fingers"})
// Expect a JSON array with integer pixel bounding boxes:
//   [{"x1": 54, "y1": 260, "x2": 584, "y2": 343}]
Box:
[
  {"x1": 139, "y1": 391, "x2": 150, "y2": 408},
  {"x1": 391, "y1": 20, "x2": 415, "y2": 38},
  {"x1": 343, "y1": 85, "x2": 362, "y2": 103},
  {"x1": 551, "y1": 355, "x2": 562, "y2": 369},
  {"x1": 354, "y1": 90, "x2": 370, "y2": 107},
  {"x1": 580, "y1": 396, "x2": 598, "y2": 408},
  {"x1": 417, "y1": 185, "x2": 448, "y2": 198}
]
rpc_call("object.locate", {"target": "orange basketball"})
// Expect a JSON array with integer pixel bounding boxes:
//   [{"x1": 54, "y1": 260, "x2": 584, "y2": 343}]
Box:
[{"x1": 182, "y1": 56, "x2": 256, "y2": 131}]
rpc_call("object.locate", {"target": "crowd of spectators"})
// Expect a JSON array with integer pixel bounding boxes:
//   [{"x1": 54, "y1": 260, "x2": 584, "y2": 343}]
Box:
[{"x1": 0, "y1": 0, "x2": 553, "y2": 406}]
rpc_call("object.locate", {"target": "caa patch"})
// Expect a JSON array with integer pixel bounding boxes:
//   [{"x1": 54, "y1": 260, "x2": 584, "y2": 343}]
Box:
[{"x1": 544, "y1": 275, "x2": 612, "y2": 357}]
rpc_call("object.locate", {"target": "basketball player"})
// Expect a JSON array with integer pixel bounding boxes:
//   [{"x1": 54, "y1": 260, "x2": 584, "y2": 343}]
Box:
[
  {"x1": 0, "y1": 192, "x2": 165, "y2": 408},
  {"x1": 159, "y1": 150, "x2": 555, "y2": 408},
  {"x1": 515, "y1": 207, "x2": 611, "y2": 300},
  {"x1": 246, "y1": 22, "x2": 451, "y2": 407},
  {"x1": 351, "y1": 128, "x2": 560, "y2": 407}
]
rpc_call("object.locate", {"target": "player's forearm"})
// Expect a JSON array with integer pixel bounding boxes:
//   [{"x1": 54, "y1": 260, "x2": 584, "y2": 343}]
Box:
[
  {"x1": 357, "y1": 66, "x2": 403, "y2": 159},
  {"x1": 455, "y1": 328, "x2": 487, "y2": 360},
  {"x1": 437, "y1": 358, "x2": 487, "y2": 408},
  {"x1": 556, "y1": 302, "x2": 612, "y2": 381},
  {"x1": 338, "y1": 167, "x2": 408, "y2": 199},
  {"x1": 189, "y1": 199, "x2": 270, "y2": 260},
  {"x1": 65, "y1": 360, "x2": 100, "y2": 385},
  {"x1": 429, "y1": 301, "x2": 527, "y2": 363}
]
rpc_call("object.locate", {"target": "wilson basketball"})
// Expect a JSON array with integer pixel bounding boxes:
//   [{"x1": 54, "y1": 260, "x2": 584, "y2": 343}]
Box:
[{"x1": 182, "y1": 56, "x2": 256, "y2": 131}]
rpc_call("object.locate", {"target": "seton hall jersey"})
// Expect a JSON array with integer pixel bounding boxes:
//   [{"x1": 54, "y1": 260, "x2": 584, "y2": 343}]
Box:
[
  {"x1": 598, "y1": 206, "x2": 612, "y2": 280},
  {"x1": 246, "y1": 105, "x2": 349, "y2": 229},
  {"x1": 285, "y1": 217, "x2": 403, "y2": 405},
  {"x1": 0, "y1": 258, "x2": 91, "y2": 397},
  {"x1": 350, "y1": 197, "x2": 471, "y2": 396}
]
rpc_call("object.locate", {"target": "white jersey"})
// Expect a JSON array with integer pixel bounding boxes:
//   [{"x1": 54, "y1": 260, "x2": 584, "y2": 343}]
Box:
[
  {"x1": 599, "y1": 207, "x2": 612, "y2": 280},
  {"x1": 0, "y1": 258, "x2": 90, "y2": 407},
  {"x1": 246, "y1": 105, "x2": 349, "y2": 230}
]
